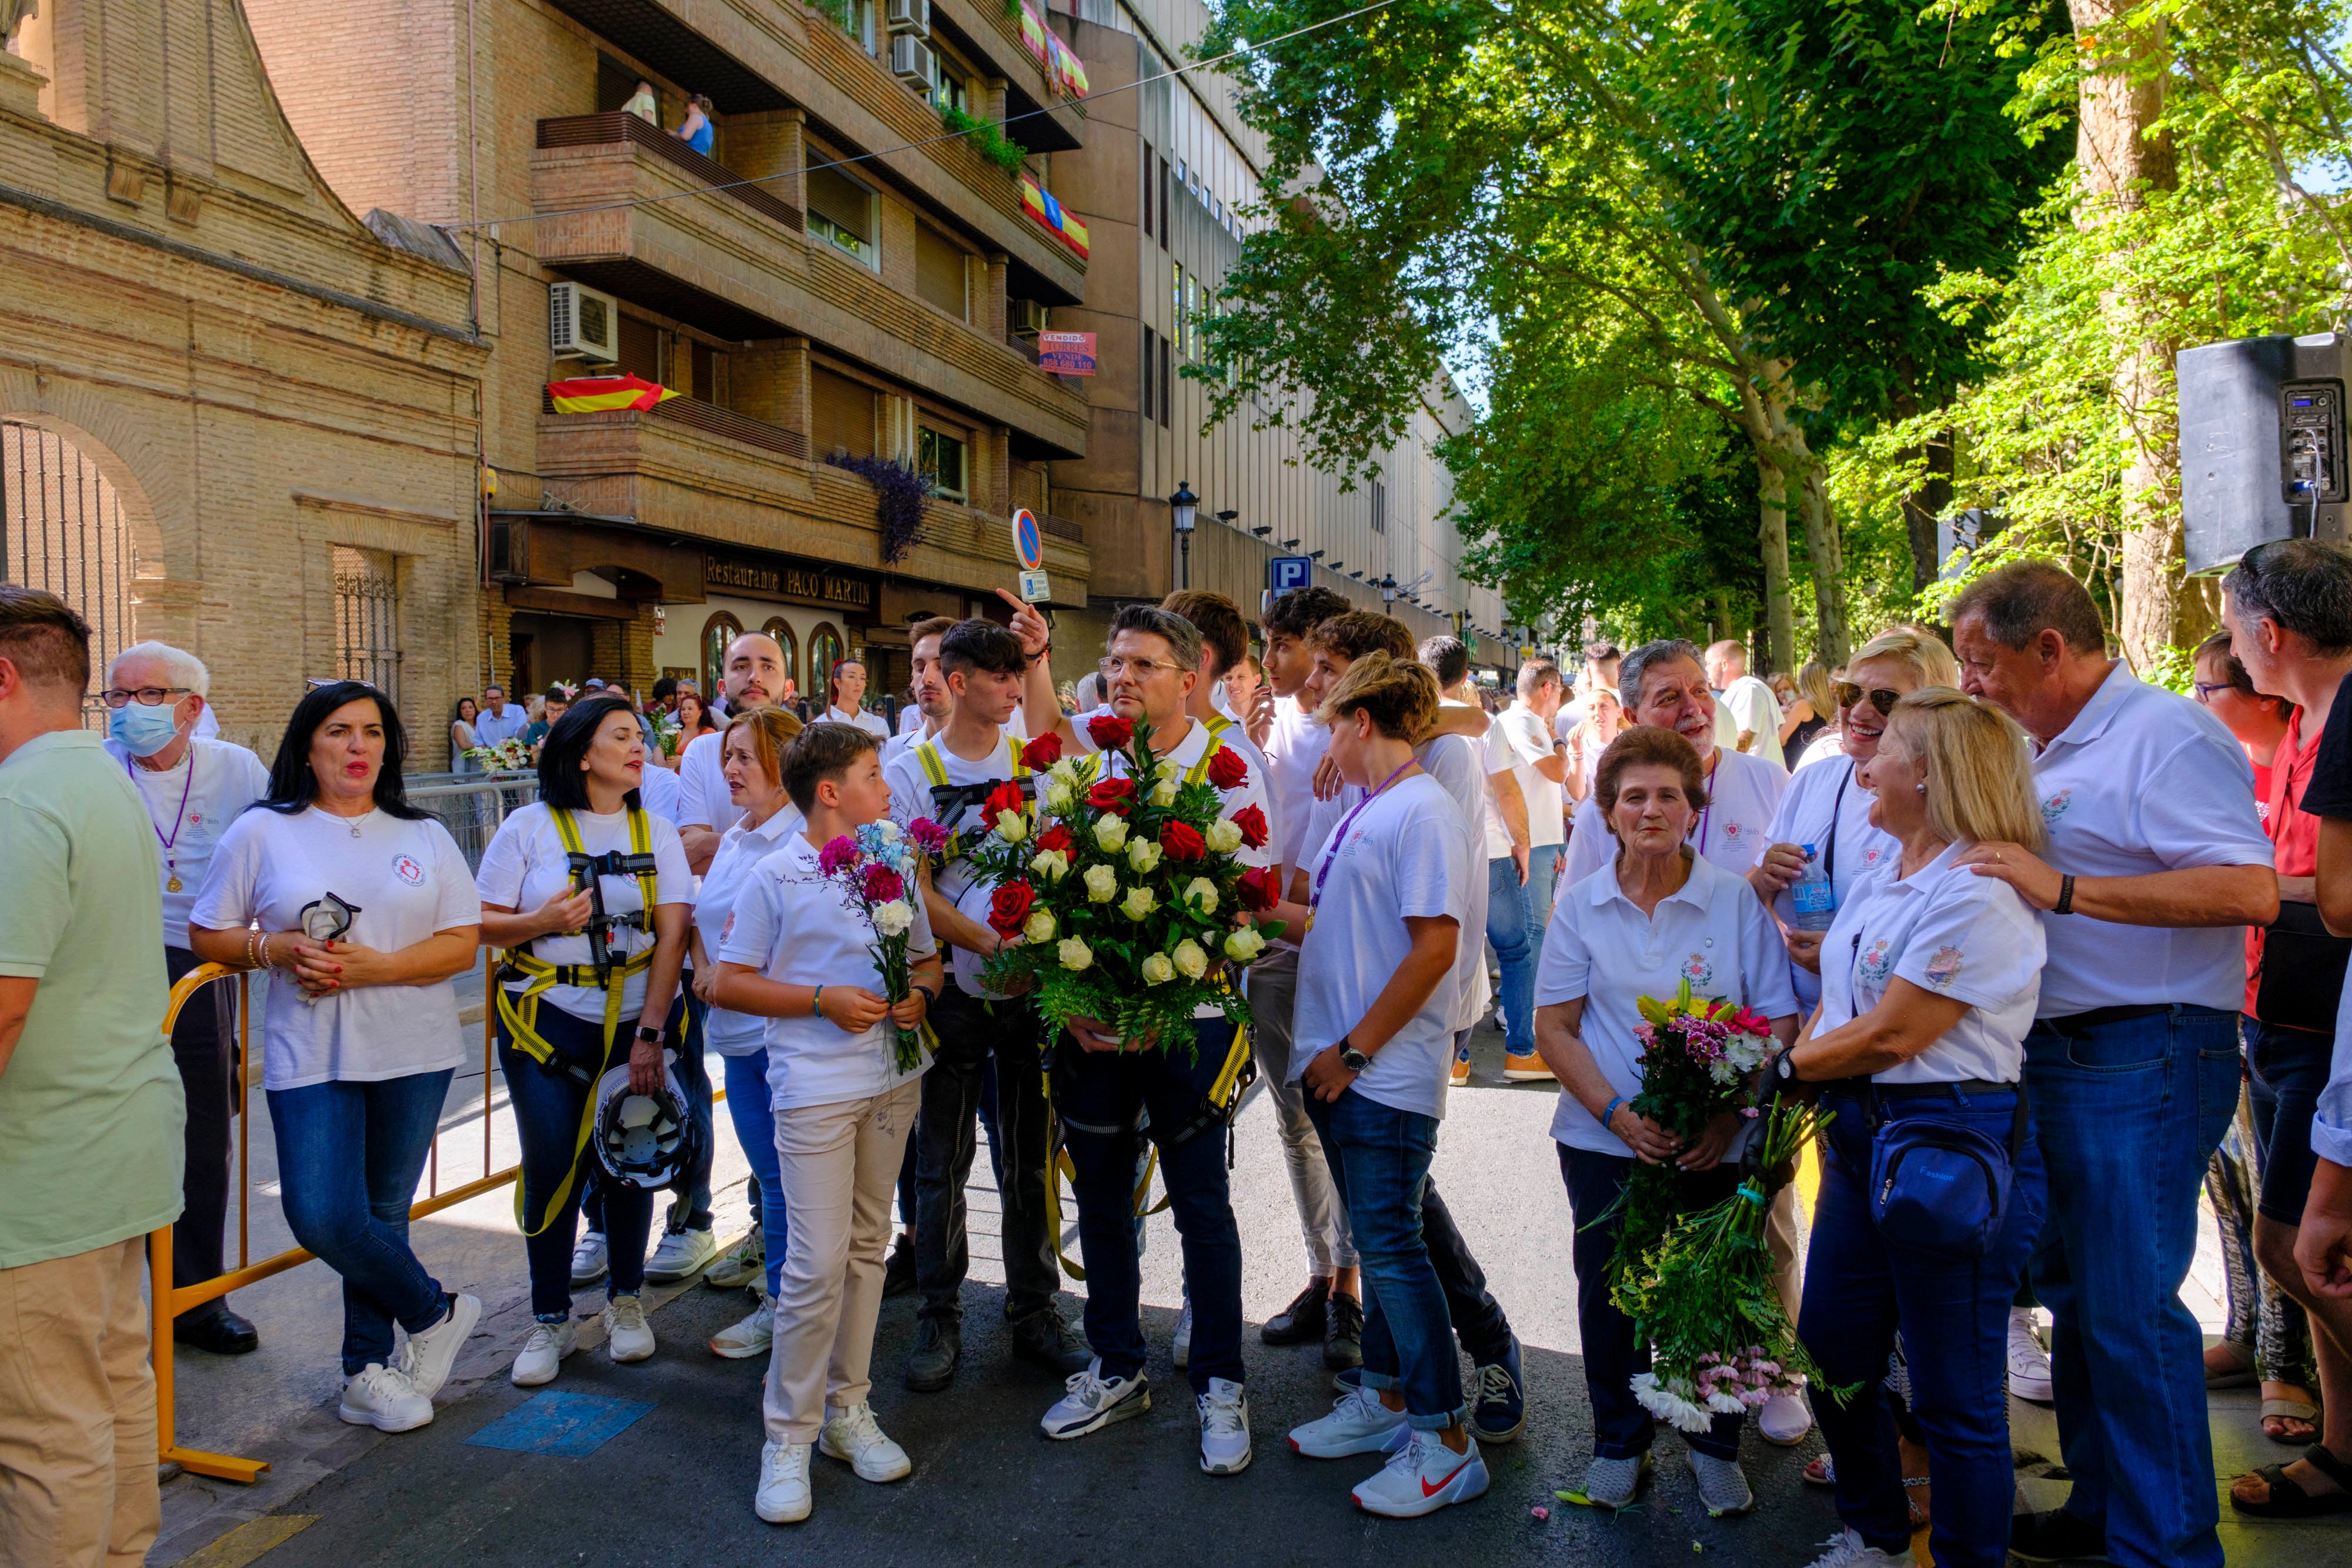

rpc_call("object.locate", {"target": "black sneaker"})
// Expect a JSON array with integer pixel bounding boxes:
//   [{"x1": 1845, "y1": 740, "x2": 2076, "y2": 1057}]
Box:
[
  {"x1": 1010, "y1": 1307, "x2": 1093, "y2": 1375},
  {"x1": 883, "y1": 1235, "x2": 917, "y2": 1299},
  {"x1": 1324, "y1": 1291, "x2": 1364, "y2": 1371},
  {"x1": 904, "y1": 1317, "x2": 960, "y2": 1392},
  {"x1": 2009, "y1": 1507, "x2": 2110, "y2": 1564},
  {"x1": 1260, "y1": 1279, "x2": 1329, "y2": 1346}
]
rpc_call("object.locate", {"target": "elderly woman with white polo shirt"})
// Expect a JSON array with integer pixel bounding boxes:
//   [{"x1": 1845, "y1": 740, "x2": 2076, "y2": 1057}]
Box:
[
  {"x1": 1773, "y1": 689, "x2": 2050, "y2": 1568},
  {"x1": 1532, "y1": 725, "x2": 1798, "y2": 1518}
]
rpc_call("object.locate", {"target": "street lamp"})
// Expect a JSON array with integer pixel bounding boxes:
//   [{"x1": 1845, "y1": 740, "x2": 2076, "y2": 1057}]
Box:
[{"x1": 1170, "y1": 480, "x2": 1198, "y2": 590}]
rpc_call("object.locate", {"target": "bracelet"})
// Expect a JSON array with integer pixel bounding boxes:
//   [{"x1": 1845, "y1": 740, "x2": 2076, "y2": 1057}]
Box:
[
  {"x1": 2055, "y1": 874, "x2": 2076, "y2": 915},
  {"x1": 811, "y1": 984, "x2": 824, "y2": 1018},
  {"x1": 248, "y1": 928, "x2": 268, "y2": 971},
  {"x1": 1600, "y1": 1094, "x2": 1623, "y2": 1129}
]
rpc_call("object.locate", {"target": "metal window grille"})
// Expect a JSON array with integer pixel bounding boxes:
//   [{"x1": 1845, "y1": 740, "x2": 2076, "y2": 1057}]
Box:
[
  {"x1": 332, "y1": 546, "x2": 403, "y2": 701},
  {"x1": 2, "y1": 420, "x2": 138, "y2": 728}
]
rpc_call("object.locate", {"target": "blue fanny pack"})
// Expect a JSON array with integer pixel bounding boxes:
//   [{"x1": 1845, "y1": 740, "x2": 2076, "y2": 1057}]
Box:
[{"x1": 1867, "y1": 1086, "x2": 2029, "y2": 1259}]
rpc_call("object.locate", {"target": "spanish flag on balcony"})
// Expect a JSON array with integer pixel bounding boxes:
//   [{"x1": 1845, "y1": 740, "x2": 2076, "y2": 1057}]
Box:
[
  {"x1": 545, "y1": 374, "x2": 681, "y2": 414},
  {"x1": 1019, "y1": 175, "x2": 1090, "y2": 259},
  {"x1": 1018, "y1": 2, "x2": 1050, "y2": 65},
  {"x1": 1046, "y1": 34, "x2": 1090, "y2": 98}
]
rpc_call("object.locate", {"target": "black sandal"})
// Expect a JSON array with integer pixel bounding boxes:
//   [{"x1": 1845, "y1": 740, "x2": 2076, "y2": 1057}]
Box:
[{"x1": 2231, "y1": 1443, "x2": 2352, "y2": 1517}]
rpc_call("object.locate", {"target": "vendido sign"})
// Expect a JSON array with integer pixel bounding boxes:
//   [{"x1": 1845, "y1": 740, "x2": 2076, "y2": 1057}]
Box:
[{"x1": 705, "y1": 554, "x2": 875, "y2": 611}]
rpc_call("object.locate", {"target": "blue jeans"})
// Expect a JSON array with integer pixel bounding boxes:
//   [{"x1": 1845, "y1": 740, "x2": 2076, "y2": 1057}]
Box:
[
  {"x1": 1486, "y1": 857, "x2": 1535, "y2": 1055},
  {"x1": 1055, "y1": 1019, "x2": 1244, "y2": 1395},
  {"x1": 721, "y1": 1050, "x2": 786, "y2": 1296},
  {"x1": 2246, "y1": 1012, "x2": 2334, "y2": 1224},
  {"x1": 1525, "y1": 843, "x2": 1562, "y2": 932},
  {"x1": 2026, "y1": 1005, "x2": 2238, "y2": 1568},
  {"x1": 1802, "y1": 1086, "x2": 2047, "y2": 1567},
  {"x1": 268, "y1": 1069, "x2": 455, "y2": 1375},
  {"x1": 1304, "y1": 1089, "x2": 1464, "y2": 1427}
]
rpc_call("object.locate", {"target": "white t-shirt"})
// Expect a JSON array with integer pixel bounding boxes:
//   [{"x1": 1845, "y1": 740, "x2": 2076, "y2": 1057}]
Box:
[
  {"x1": 1440, "y1": 700, "x2": 1517, "y2": 862},
  {"x1": 883, "y1": 728, "x2": 1025, "y2": 998},
  {"x1": 1816, "y1": 841, "x2": 2044, "y2": 1084},
  {"x1": 107, "y1": 737, "x2": 272, "y2": 948},
  {"x1": 1496, "y1": 703, "x2": 1566, "y2": 847},
  {"x1": 2027, "y1": 662, "x2": 2274, "y2": 1017},
  {"x1": 1294, "y1": 774, "x2": 1476, "y2": 1120},
  {"x1": 717, "y1": 831, "x2": 938, "y2": 1111},
  {"x1": 189, "y1": 806, "x2": 481, "y2": 1091},
  {"x1": 898, "y1": 705, "x2": 924, "y2": 736},
  {"x1": 1759, "y1": 754, "x2": 1899, "y2": 1009},
  {"x1": 1562, "y1": 745, "x2": 1788, "y2": 890},
  {"x1": 677, "y1": 730, "x2": 733, "y2": 832},
  {"x1": 693, "y1": 805, "x2": 805, "y2": 1055},
  {"x1": 826, "y1": 705, "x2": 893, "y2": 740},
  {"x1": 1261, "y1": 696, "x2": 1328, "y2": 877},
  {"x1": 635, "y1": 760, "x2": 683, "y2": 828},
  {"x1": 1713, "y1": 676, "x2": 1785, "y2": 769},
  {"x1": 1794, "y1": 729, "x2": 1846, "y2": 771},
  {"x1": 1535, "y1": 850, "x2": 1797, "y2": 1158},
  {"x1": 476, "y1": 803, "x2": 694, "y2": 1025}
]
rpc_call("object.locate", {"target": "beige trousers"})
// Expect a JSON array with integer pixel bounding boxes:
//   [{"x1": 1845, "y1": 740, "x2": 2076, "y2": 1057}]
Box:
[
  {"x1": 763, "y1": 1078, "x2": 921, "y2": 1445},
  {"x1": 0, "y1": 1236, "x2": 161, "y2": 1568}
]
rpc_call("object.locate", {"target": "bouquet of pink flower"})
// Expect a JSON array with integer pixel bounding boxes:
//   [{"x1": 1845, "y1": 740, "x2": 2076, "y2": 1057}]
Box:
[{"x1": 816, "y1": 817, "x2": 946, "y2": 1071}]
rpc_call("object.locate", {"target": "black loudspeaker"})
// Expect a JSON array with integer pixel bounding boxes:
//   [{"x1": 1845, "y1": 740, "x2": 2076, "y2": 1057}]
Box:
[{"x1": 2179, "y1": 332, "x2": 2351, "y2": 574}]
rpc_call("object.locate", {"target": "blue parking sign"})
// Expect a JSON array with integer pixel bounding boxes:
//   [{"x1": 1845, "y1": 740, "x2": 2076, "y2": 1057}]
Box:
[{"x1": 1267, "y1": 556, "x2": 1314, "y2": 593}]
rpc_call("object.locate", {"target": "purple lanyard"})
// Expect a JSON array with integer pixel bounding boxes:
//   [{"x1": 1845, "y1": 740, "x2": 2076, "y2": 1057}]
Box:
[
  {"x1": 1309, "y1": 760, "x2": 1412, "y2": 913},
  {"x1": 125, "y1": 750, "x2": 196, "y2": 855}
]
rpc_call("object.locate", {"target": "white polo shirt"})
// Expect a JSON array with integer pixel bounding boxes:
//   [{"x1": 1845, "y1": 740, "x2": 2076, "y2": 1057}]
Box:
[
  {"x1": 1793, "y1": 730, "x2": 1846, "y2": 772},
  {"x1": 693, "y1": 805, "x2": 805, "y2": 1055},
  {"x1": 881, "y1": 728, "x2": 1024, "y2": 998},
  {"x1": 1713, "y1": 676, "x2": 1785, "y2": 768},
  {"x1": 826, "y1": 705, "x2": 893, "y2": 740},
  {"x1": 1496, "y1": 703, "x2": 1566, "y2": 847},
  {"x1": 1262, "y1": 696, "x2": 1328, "y2": 877},
  {"x1": 1070, "y1": 710, "x2": 1277, "y2": 873},
  {"x1": 677, "y1": 729, "x2": 733, "y2": 832},
  {"x1": 634, "y1": 757, "x2": 684, "y2": 829},
  {"x1": 718, "y1": 831, "x2": 938, "y2": 1111},
  {"x1": 1759, "y1": 754, "x2": 1899, "y2": 1009},
  {"x1": 1562, "y1": 745, "x2": 1788, "y2": 890},
  {"x1": 2027, "y1": 663, "x2": 2273, "y2": 1018},
  {"x1": 1535, "y1": 850, "x2": 1797, "y2": 1158}
]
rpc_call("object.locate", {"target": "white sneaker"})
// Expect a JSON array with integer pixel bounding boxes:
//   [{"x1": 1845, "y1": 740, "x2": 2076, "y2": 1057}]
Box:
[
  {"x1": 1287, "y1": 1382, "x2": 1410, "y2": 1459},
  {"x1": 1172, "y1": 1298, "x2": 1192, "y2": 1369},
  {"x1": 645, "y1": 1225, "x2": 719, "y2": 1283},
  {"x1": 510, "y1": 1319, "x2": 577, "y2": 1386},
  {"x1": 339, "y1": 1362, "x2": 433, "y2": 1432},
  {"x1": 819, "y1": 1401, "x2": 912, "y2": 1482},
  {"x1": 1198, "y1": 1378, "x2": 1251, "y2": 1475},
  {"x1": 570, "y1": 1231, "x2": 609, "y2": 1286},
  {"x1": 1351, "y1": 1426, "x2": 1489, "y2": 1518},
  {"x1": 2007, "y1": 1307, "x2": 2053, "y2": 1403},
  {"x1": 604, "y1": 1295, "x2": 656, "y2": 1362},
  {"x1": 754, "y1": 1438, "x2": 813, "y2": 1524},
  {"x1": 397, "y1": 1292, "x2": 480, "y2": 1403},
  {"x1": 1759, "y1": 1389, "x2": 1812, "y2": 1445},
  {"x1": 1800, "y1": 1528, "x2": 1913, "y2": 1567},
  {"x1": 705, "y1": 1229, "x2": 765, "y2": 1290},
  {"x1": 709, "y1": 1290, "x2": 774, "y2": 1360},
  {"x1": 1040, "y1": 1359, "x2": 1151, "y2": 1440}
]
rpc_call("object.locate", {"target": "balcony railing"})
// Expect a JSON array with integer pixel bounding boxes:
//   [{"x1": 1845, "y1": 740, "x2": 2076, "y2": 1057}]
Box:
[
  {"x1": 540, "y1": 387, "x2": 810, "y2": 461},
  {"x1": 537, "y1": 112, "x2": 803, "y2": 234}
]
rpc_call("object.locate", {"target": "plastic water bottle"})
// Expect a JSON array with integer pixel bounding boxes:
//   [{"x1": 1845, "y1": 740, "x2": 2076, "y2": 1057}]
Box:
[{"x1": 1791, "y1": 843, "x2": 1836, "y2": 932}]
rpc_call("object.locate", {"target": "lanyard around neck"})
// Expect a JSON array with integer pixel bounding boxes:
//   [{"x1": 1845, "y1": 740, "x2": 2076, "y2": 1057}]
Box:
[{"x1": 1310, "y1": 760, "x2": 1412, "y2": 912}]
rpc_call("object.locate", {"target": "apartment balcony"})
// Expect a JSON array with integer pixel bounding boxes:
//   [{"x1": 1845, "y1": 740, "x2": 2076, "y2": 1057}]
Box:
[
  {"x1": 927, "y1": 0, "x2": 1086, "y2": 154},
  {"x1": 537, "y1": 394, "x2": 1091, "y2": 597},
  {"x1": 534, "y1": 113, "x2": 1089, "y2": 456}
]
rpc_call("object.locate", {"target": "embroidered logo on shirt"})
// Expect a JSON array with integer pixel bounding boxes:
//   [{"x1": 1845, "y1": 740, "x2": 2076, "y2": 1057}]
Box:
[
  {"x1": 1924, "y1": 945, "x2": 1963, "y2": 990},
  {"x1": 1720, "y1": 820, "x2": 1748, "y2": 844},
  {"x1": 2040, "y1": 788, "x2": 2074, "y2": 825},
  {"x1": 1679, "y1": 953, "x2": 1716, "y2": 987},
  {"x1": 391, "y1": 854, "x2": 425, "y2": 886},
  {"x1": 1862, "y1": 845, "x2": 1885, "y2": 867},
  {"x1": 1857, "y1": 937, "x2": 1895, "y2": 985}
]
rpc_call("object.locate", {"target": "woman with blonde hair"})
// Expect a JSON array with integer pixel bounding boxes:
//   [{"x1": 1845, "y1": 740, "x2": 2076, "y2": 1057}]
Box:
[
  {"x1": 1781, "y1": 663, "x2": 1838, "y2": 758},
  {"x1": 1774, "y1": 689, "x2": 2050, "y2": 1568}
]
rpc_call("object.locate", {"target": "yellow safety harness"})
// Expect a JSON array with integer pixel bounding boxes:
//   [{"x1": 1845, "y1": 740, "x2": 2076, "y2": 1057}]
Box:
[{"x1": 494, "y1": 805, "x2": 660, "y2": 1236}]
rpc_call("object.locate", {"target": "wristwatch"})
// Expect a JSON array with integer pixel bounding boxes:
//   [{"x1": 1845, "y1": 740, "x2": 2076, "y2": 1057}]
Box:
[
  {"x1": 1337, "y1": 1038, "x2": 1372, "y2": 1074},
  {"x1": 1770, "y1": 1050, "x2": 1800, "y2": 1089},
  {"x1": 634, "y1": 1024, "x2": 668, "y2": 1048}
]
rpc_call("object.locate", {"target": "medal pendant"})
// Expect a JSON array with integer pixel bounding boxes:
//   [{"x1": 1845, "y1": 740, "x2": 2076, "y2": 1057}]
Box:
[{"x1": 166, "y1": 873, "x2": 183, "y2": 893}]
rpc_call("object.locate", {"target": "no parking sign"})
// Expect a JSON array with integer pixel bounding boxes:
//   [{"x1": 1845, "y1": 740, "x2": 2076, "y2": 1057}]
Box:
[{"x1": 1012, "y1": 509, "x2": 1049, "y2": 601}]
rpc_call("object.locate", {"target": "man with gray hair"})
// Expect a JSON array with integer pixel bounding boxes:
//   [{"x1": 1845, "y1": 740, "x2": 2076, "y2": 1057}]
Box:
[{"x1": 101, "y1": 640, "x2": 272, "y2": 1357}]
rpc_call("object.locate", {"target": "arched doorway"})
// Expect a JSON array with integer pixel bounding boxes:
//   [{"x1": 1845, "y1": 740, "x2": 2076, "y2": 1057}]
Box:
[
  {"x1": 2, "y1": 419, "x2": 138, "y2": 721},
  {"x1": 808, "y1": 621, "x2": 847, "y2": 710},
  {"x1": 700, "y1": 610, "x2": 744, "y2": 700},
  {"x1": 760, "y1": 617, "x2": 800, "y2": 701}
]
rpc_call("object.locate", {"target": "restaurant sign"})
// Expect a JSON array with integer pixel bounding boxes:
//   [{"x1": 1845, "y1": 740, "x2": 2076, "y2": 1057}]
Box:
[{"x1": 705, "y1": 553, "x2": 875, "y2": 611}]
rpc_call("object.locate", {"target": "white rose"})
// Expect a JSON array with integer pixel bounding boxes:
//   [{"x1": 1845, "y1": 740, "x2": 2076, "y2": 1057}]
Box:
[
  {"x1": 1150, "y1": 779, "x2": 1179, "y2": 807},
  {"x1": 1171, "y1": 938, "x2": 1209, "y2": 979},
  {"x1": 1050, "y1": 757, "x2": 1083, "y2": 787},
  {"x1": 1084, "y1": 864, "x2": 1120, "y2": 903},
  {"x1": 994, "y1": 808, "x2": 1029, "y2": 844},
  {"x1": 1223, "y1": 927, "x2": 1266, "y2": 962},
  {"x1": 1204, "y1": 818, "x2": 1244, "y2": 855},
  {"x1": 1043, "y1": 778, "x2": 1073, "y2": 810},
  {"x1": 1157, "y1": 756, "x2": 1185, "y2": 781},
  {"x1": 1057, "y1": 936, "x2": 1094, "y2": 972},
  {"x1": 874, "y1": 820, "x2": 901, "y2": 841},
  {"x1": 1140, "y1": 951, "x2": 1175, "y2": 985},
  {"x1": 1094, "y1": 815, "x2": 1129, "y2": 852},
  {"x1": 1126, "y1": 837, "x2": 1162, "y2": 874},
  {"x1": 1121, "y1": 885, "x2": 1157, "y2": 921},
  {"x1": 871, "y1": 899, "x2": 914, "y2": 936},
  {"x1": 1183, "y1": 877, "x2": 1218, "y2": 914},
  {"x1": 1030, "y1": 848, "x2": 1070, "y2": 882},
  {"x1": 1024, "y1": 908, "x2": 1057, "y2": 943}
]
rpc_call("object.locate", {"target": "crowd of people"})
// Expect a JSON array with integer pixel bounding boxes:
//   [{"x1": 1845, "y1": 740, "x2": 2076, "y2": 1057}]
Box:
[{"x1": 4, "y1": 543, "x2": 2351, "y2": 1565}]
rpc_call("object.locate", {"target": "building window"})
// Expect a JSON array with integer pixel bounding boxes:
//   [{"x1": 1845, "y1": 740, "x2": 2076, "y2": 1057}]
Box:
[
  {"x1": 808, "y1": 158, "x2": 877, "y2": 266},
  {"x1": 1141, "y1": 327, "x2": 1157, "y2": 423},
  {"x1": 1371, "y1": 479, "x2": 1387, "y2": 534},
  {"x1": 914, "y1": 224, "x2": 969, "y2": 320},
  {"x1": 2, "y1": 420, "x2": 138, "y2": 729},
  {"x1": 1141, "y1": 139, "x2": 1154, "y2": 239},
  {"x1": 700, "y1": 610, "x2": 744, "y2": 700},
  {"x1": 1171, "y1": 263, "x2": 1184, "y2": 357},
  {"x1": 809, "y1": 623, "x2": 848, "y2": 706},
  {"x1": 761, "y1": 618, "x2": 799, "y2": 692},
  {"x1": 1160, "y1": 331, "x2": 1172, "y2": 428},
  {"x1": 917, "y1": 426, "x2": 968, "y2": 502},
  {"x1": 332, "y1": 546, "x2": 402, "y2": 702},
  {"x1": 1159, "y1": 156, "x2": 1171, "y2": 252}
]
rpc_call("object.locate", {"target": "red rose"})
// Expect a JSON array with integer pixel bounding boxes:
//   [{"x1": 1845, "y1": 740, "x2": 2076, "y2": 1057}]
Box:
[
  {"x1": 1087, "y1": 713, "x2": 1134, "y2": 750},
  {"x1": 1035, "y1": 823, "x2": 1073, "y2": 853},
  {"x1": 988, "y1": 880, "x2": 1036, "y2": 936},
  {"x1": 1205, "y1": 745, "x2": 1248, "y2": 790},
  {"x1": 984, "y1": 783, "x2": 1025, "y2": 822},
  {"x1": 1087, "y1": 777, "x2": 1135, "y2": 814},
  {"x1": 1236, "y1": 865, "x2": 1283, "y2": 912},
  {"x1": 1230, "y1": 804, "x2": 1269, "y2": 849},
  {"x1": 1021, "y1": 733, "x2": 1063, "y2": 768},
  {"x1": 1160, "y1": 820, "x2": 1207, "y2": 860}
]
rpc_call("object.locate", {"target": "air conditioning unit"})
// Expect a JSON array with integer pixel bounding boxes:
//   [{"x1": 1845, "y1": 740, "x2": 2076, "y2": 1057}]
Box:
[
  {"x1": 885, "y1": 0, "x2": 930, "y2": 39},
  {"x1": 890, "y1": 34, "x2": 936, "y2": 91},
  {"x1": 547, "y1": 280, "x2": 619, "y2": 363},
  {"x1": 1010, "y1": 299, "x2": 1047, "y2": 337}
]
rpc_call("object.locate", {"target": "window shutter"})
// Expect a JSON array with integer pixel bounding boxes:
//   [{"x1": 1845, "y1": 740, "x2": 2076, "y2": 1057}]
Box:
[
  {"x1": 811, "y1": 369, "x2": 876, "y2": 459},
  {"x1": 915, "y1": 226, "x2": 968, "y2": 319}
]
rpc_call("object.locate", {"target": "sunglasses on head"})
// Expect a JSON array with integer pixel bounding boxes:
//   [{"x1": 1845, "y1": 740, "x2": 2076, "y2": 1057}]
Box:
[{"x1": 1835, "y1": 683, "x2": 1902, "y2": 717}]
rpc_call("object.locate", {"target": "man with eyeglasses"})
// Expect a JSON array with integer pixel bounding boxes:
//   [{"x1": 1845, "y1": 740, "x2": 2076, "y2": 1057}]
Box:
[
  {"x1": 1948, "y1": 560, "x2": 2277, "y2": 1568},
  {"x1": 474, "y1": 684, "x2": 527, "y2": 750},
  {"x1": 101, "y1": 643, "x2": 272, "y2": 1358}
]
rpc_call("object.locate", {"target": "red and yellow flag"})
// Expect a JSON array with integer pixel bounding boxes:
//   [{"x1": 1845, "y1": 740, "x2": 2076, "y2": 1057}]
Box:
[{"x1": 545, "y1": 374, "x2": 680, "y2": 414}]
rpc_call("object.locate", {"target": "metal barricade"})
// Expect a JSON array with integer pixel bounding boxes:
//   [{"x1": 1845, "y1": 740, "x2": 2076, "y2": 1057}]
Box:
[{"x1": 405, "y1": 771, "x2": 539, "y2": 872}]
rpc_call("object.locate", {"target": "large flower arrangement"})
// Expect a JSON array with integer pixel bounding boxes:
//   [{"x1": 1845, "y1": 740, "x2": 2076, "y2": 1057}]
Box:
[
  {"x1": 467, "y1": 737, "x2": 532, "y2": 773},
  {"x1": 959, "y1": 718, "x2": 1283, "y2": 1049},
  {"x1": 816, "y1": 818, "x2": 944, "y2": 1072}
]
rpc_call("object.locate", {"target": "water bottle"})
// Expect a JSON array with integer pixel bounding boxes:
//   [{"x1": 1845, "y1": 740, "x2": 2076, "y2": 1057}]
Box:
[{"x1": 1791, "y1": 842, "x2": 1836, "y2": 932}]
